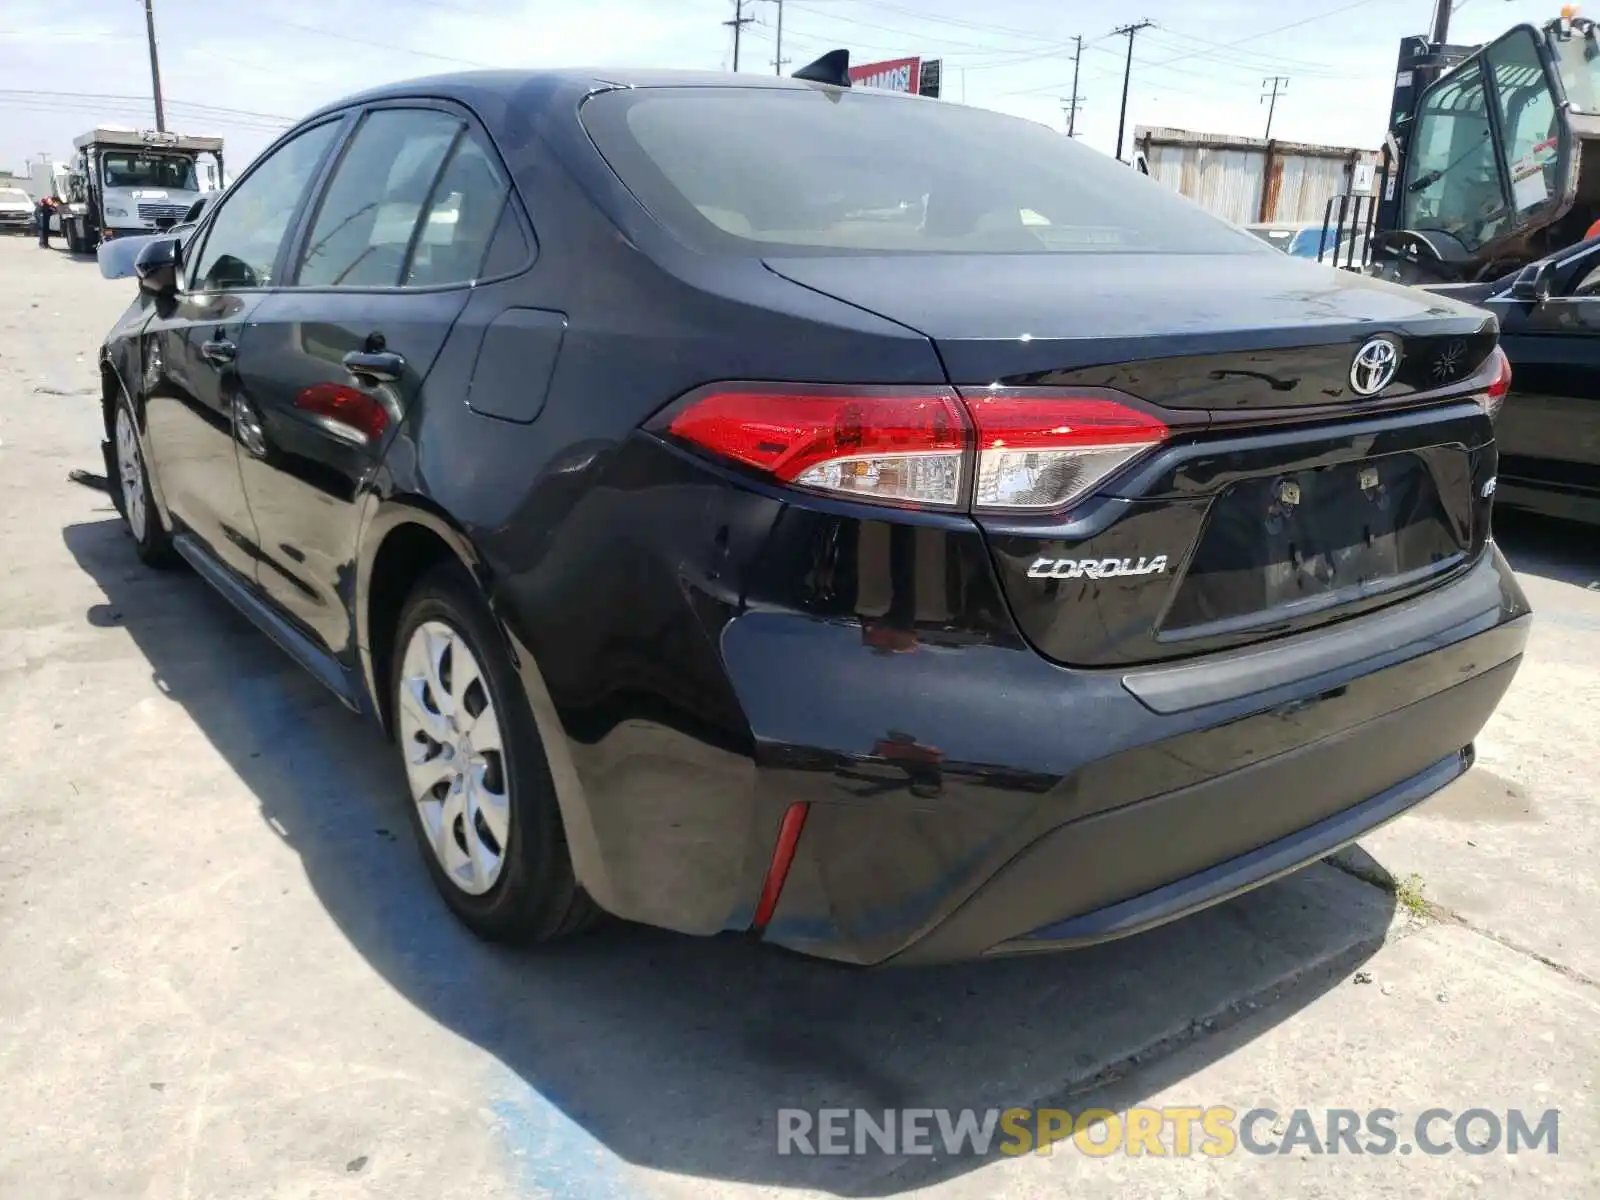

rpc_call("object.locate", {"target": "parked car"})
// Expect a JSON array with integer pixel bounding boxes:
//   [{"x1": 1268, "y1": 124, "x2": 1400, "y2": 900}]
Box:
[
  {"x1": 1246, "y1": 220, "x2": 1366, "y2": 267},
  {"x1": 1425, "y1": 240, "x2": 1600, "y2": 525},
  {"x1": 97, "y1": 67, "x2": 1529, "y2": 964},
  {"x1": 0, "y1": 186, "x2": 34, "y2": 233}
]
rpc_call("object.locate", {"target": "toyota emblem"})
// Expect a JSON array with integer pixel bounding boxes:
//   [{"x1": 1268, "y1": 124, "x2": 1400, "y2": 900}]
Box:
[{"x1": 1350, "y1": 337, "x2": 1400, "y2": 397}]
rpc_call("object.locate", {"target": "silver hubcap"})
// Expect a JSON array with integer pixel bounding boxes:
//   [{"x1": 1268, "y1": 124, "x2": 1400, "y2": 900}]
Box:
[
  {"x1": 115, "y1": 408, "x2": 147, "y2": 542},
  {"x1": 397, "y1": 621, "x2": 509, "y2": 895}
]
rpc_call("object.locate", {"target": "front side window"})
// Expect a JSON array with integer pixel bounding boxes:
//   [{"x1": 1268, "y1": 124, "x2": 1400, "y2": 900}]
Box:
[
  {"x1": 1402, "y1": 62, "x2": 1507, "y2": 252},
  {"x1": 188, "y1": 121, "x2": 340, "y2": 292},
  {"x1": 582, "y1": 87, "x2": 1267, "y2": 257},
  {"x1": 102, "y1": 152, "x2": 197, "y2": 191}
]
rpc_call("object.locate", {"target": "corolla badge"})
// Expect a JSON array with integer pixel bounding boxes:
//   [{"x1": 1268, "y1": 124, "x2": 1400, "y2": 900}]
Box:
[
  {"x1": 1027, "y1": 555, "x2": 1169, "y2": 581},
  {"x1": 1350, "y1": 337, "x2": 1400, "y2": 397}
]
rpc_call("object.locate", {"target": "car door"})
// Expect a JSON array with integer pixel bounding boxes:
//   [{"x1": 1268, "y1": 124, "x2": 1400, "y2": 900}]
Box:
[
  {"x1": 1489, "y1": 247, "x2": 1600, "y2": 508},
  {"x1": 140, "y1": 118, "x2": 343, "y2": 581},
  {"x1": 232, "y1": 105, "x2": 520, "y2": 656}
]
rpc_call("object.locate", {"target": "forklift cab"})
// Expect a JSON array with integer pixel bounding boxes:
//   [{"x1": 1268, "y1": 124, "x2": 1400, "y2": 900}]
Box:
[{"x1": 1392, "y1": 15, "x2": 1600, "y2": 279}]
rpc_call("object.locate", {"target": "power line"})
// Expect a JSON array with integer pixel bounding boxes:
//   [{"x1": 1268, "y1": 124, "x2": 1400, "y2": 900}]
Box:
[
  {"x1": 785, "y1": 1, "x2": 1069, "y2": 55},
  {"x1": 1262, "y1": 74, "x2": 1289, "y2": 138},
  {"x1": 1112, "y1": 20, "x2": 1156, "y2": 164},
  {"x1": 0, "y1": 90, "x2": 294, "y2": 123}
]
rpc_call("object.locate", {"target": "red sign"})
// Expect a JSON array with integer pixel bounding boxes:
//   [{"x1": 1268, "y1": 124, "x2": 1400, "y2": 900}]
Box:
[{"x1": 849, "y1": 56, "x2": 921, "y2": 94}]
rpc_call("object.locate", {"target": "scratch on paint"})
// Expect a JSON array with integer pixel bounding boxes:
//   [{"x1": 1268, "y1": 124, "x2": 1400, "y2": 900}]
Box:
[{"x1": 489, "y1": 1073, "x2": 637, "y2": 1200}]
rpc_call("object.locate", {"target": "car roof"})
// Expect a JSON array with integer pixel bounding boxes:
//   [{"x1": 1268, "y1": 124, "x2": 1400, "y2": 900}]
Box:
[{"x1": 303, "y1": 67, "x2": 863, "y2": 122}]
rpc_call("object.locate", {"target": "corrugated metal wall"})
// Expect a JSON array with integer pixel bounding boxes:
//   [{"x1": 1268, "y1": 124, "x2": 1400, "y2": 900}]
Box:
[{"x1": 1135, "y1": 126, "x2": 1381, "y2": 226}]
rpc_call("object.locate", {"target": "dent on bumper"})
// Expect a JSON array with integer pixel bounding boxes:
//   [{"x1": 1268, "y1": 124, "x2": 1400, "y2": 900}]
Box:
[{"x1": 735, "y1": 550, "x2": 1529, "y2": 965}]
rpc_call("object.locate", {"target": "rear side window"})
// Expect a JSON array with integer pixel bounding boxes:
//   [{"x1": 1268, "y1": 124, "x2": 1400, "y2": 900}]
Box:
[
  {"x1": 296, "y1": 108, "x2": 461, "y2": 287},
  {"x1": 581, "y1": 87, "x2": 1264, "y2": 257},
  {"x1": 403, "y1": 130, "x2": 514, "y2": 286}
]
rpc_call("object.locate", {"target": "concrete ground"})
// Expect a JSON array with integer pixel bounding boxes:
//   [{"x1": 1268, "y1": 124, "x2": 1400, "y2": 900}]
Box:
[{"x1": 0, "y1": 233, "x2": 1595, "y2": 1199}]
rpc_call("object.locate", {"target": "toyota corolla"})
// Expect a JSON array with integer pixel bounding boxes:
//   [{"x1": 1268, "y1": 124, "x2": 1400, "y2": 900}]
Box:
[{"x1": 96, "y1": 65, "x2": 1529, "y2": 964}]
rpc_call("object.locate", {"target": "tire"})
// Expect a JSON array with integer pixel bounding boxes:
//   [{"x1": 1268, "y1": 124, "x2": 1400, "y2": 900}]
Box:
[
  {"x1": 111, "y1": 394, "x2": 177, "y2": 568},
  {"x1": 389, "y1": 564, "x2": 599, "y2": 943}
]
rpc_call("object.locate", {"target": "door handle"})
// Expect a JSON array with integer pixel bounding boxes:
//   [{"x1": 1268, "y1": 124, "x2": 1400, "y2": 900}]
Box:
[
  {"x1": 201, "y1": 338, "x2": 237, "y2": 366},
  {"x1": 343, "y1": 350, "x2": 405, "y2": 385}
]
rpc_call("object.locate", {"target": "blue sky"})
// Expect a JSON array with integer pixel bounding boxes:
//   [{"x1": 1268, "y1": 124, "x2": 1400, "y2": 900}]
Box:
[{"x1": 0, "y1": 0, "x2": 1568, "y2": 178}]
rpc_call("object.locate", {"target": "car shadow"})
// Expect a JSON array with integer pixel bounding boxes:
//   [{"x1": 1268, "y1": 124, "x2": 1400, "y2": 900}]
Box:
[
  {"x1": 1493, "y1": 509, "x2": 1600, "y2": 590},
  {"x1": 63, "y1": 517, "x2": 1396, "y2": 1195}
]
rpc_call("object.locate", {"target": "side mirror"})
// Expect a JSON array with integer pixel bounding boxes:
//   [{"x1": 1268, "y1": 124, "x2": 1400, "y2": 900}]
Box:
[
  {"x1": 135, "y1": 237, "x2": 181, "y2": 296},
  {"x1": 1509, "y1": 259, "x2": 1556, "y2": 303}
]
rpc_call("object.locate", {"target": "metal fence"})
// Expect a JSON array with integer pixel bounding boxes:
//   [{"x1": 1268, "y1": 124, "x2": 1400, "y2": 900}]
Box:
[{"x1": 1133, "y1": 126, "x2": 1382, "y2": 227}]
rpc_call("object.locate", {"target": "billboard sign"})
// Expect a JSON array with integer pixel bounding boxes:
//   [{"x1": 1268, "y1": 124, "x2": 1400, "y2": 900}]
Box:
[{"x1": 849, "y1": 56, "x2": 921, "y2": 94}]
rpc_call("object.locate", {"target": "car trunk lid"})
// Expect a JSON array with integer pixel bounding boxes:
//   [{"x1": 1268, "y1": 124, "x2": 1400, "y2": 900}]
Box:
[{"x1": 766, "y1": 251, "x2": 1501, "y2": 667}]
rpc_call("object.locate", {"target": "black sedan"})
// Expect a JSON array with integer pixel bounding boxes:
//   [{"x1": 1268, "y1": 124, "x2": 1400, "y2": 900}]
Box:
[
  {"x1": 1427, "y1": 241, "x2": 1600, "y2": 526},
  {"x1": 96, "y1": 66, "x2": 1529, "y2": 964}
]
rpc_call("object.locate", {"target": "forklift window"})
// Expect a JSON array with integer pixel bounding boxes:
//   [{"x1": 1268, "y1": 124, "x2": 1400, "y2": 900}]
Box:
[
  {"x1": 1487, "y1": 29, "x2": 1560, "y2": 217},
  {"x1": 1553, "y1": 29, "x2": 1600, "y2": 113},
  {"x1": 1402, "y1": 61, "x2": 1508, "y2": 253}
]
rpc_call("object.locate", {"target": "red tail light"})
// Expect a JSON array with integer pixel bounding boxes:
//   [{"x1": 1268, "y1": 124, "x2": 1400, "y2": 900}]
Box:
[
  {"x1": 295, "y1": 383, "x2": 390, "y2": 444},
  {"x1": 661, "y1": 383, "x2": 1168, "y2": 513},
  {"x1": 963, "y1": 389, "x2": 1169, "y2": 512},
  {"x1": 665, "y1": 384, "x2": 970, "y2": 508},
  {"x1": 1480, "y1": 345, "x2": 1512, "y2": 420}
]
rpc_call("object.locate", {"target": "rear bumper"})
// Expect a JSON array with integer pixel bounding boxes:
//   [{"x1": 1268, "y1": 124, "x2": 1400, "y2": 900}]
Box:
[{"x1": 732, "y1": 548, "x2": 1528, "y2": 964}]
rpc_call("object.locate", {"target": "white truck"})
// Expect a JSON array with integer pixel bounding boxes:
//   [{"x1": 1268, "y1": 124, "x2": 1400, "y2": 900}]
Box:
[{"x1": 49, "y1": 127, "x2": 224, "y2": 253}]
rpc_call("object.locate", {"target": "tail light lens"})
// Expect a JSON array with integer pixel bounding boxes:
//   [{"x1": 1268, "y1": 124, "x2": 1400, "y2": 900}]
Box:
[
  {"x1": 664, "y1": 385, "x2": 970, "y2": 508},
  {"x1": 964, "y1": 390, "x2": 1169, "y2": 512},
  {"x1": 1479, "y1": 345, "x2": 1512, "y2": 420},
  {"x1": 661, "y1": 383, "x2": 1168, "y2": 513}
]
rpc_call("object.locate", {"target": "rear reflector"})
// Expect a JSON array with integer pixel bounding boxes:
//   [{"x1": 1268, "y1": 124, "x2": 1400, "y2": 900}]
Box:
[
  {"x1": 661, "y1": 383, "x2": 1168, "y2": 513},
  {"x1": 964, "y1": 391, "x2": 1169, "y2": 512},
  {"x1": 751, "y1": 802, "x2": 810, "y2": 932},
  {"x1": 666, "y1": 385, "x2": 969, "y2": 508},
  {"x1": 1479, "y1": 345, "x2": 1512, "y2": 420}
]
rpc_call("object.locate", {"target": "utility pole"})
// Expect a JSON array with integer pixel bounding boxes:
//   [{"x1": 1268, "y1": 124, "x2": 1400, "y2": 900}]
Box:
[
  {"x1": 1261, "y1": 75, "x2": 1289, "y2": 139},
  {"x1": 1063, "y1": 35, "x2": 1086, "y2": 137},
  {"x1": 1113, "y1": 20, "x2": 1154, "y2": 163},
  {"x1": 725, "y1": 0, "x2": 754, "y2": 72},
  {"x1": 142, "y1": 0, "x2": 166, "y2": 132},
  {"x1": 770, "y1": 0, "x2": 786, "y2": 74}
]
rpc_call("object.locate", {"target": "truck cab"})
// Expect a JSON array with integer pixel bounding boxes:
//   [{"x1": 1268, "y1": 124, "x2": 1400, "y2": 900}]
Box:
[{"x1": 54, "y1": 127, "x2": 224, "y2": 252}]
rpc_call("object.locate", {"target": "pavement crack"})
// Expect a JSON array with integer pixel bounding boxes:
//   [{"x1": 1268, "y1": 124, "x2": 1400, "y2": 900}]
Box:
[
  {"x1": 1323, "y1": 846, "x2": 1599, "y2": 990},
  {"x1": 1430, "y1": 907, "x2": 1600, "y2": 991}
]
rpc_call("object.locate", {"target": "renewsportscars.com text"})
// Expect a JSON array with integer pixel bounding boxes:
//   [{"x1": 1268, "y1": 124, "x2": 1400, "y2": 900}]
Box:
[{"x1": 776, "y1": 1106, "x2": 1560, "y2": 1158}]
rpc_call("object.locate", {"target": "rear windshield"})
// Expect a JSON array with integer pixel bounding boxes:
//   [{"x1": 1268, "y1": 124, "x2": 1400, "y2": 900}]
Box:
[{"x1": 582, "y1": 87, "x2": 1268, "y2": 257}]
